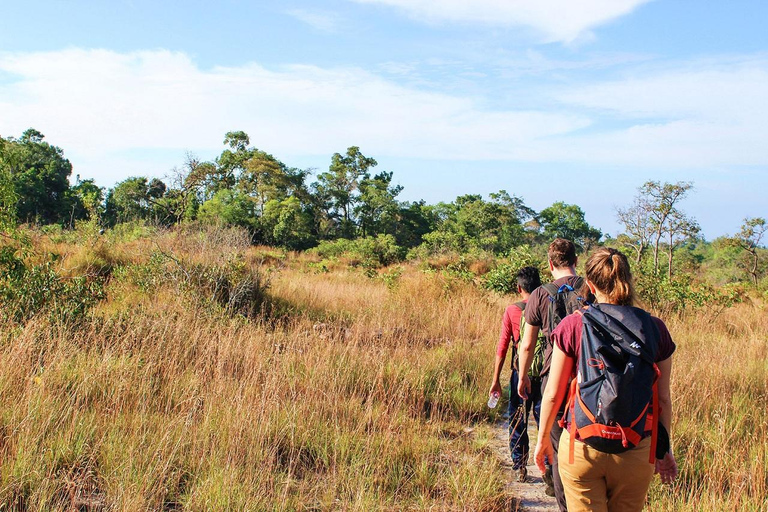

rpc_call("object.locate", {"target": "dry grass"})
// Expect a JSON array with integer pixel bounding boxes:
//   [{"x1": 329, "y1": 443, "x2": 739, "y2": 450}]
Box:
[{"x1": 0, "y1": 227, "x2": 765, "y2": 511}]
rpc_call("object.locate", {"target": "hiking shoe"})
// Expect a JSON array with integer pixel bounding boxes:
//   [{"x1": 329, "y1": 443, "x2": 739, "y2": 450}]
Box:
[
  {"x1": 543, "y1": 466, "x2": 555, "y2": 496},
  {"x1": 517, "y1": 467, "x2": 528, "y2": 482}
]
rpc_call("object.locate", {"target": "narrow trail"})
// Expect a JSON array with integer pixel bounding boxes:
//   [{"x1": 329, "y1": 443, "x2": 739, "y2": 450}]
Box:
[{"x1": 488, "y1": 414, "x2": 558, "y2": 512}]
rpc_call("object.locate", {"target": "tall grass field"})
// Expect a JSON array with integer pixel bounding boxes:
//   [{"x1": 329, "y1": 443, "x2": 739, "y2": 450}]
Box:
[{"x1": 0, "y1": 225, "x2": 765, "y2": 511}]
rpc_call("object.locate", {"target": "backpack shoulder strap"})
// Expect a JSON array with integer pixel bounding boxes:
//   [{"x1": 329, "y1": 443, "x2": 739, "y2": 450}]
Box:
[
  {"x1": 513, "y1": 300, "x2": 527, "y2": 312},
  {"x1": 541, "y1": 283, "x2": 558, "y2": 298}
]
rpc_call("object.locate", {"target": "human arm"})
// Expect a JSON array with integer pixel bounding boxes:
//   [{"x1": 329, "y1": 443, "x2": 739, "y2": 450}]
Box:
[
  {"x1": 655, "y1": 357, "x2": 677, "y2": 484},
  {"x1": 489, "y1": 354, "x2": 505, "y2": 399},
  {"x1": 534, "y1": 345, "x2": 574, "y2": 473},
  {"x1": 489, "y1": 307, "x2": 513, "y2": 399}
]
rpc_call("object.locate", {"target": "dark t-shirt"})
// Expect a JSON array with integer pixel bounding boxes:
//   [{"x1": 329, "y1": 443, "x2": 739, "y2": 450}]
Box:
[
  {"x1": 524, "y1": 275, "x2": 583, "y2": 376},
  {"x1": 523, "y1": 275, "x2": 583, "y2": 339}
]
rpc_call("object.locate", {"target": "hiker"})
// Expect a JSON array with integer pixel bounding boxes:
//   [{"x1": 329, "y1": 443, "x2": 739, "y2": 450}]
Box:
[
  {"x1": 534, "y1": 247, "x2": 678, "y2": 512},
  {"x1": 488, "y1": 266, "x2": 543, "y2": 483},
  {"x1": 517, "y1": 238, "x2": 583, "y2": 509}
]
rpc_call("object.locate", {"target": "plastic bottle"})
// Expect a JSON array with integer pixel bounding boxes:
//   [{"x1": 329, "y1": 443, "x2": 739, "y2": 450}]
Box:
[{"x1": 487, "y1": 391, "x2": 500, "y2": 409}]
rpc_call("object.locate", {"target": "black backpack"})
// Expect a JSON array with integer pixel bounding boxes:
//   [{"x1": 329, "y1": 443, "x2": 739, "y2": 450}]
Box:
[
  {"x1": 540, "y1": 277, "x2": 584, "y2": 376},
  {"x1": 560, "y1": 304, "x2": 661, "y2": 464}
]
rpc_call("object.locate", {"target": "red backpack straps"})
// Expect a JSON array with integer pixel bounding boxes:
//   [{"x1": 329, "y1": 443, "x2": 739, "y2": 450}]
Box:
[{"x1": 649, "y1": 363, "x2": 661, "y2": 464}]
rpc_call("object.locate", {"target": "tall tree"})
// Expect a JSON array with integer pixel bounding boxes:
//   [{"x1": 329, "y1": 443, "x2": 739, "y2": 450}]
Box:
[
  {"x1": 538, "y1": 201, "x2": 602, "y2": 252},
  {"x1": 730, "y1": 217, "x2": 768, "y2": 286},
  {"x1": 313, "y1": 146, "x2": 378, "y2": 238},
  {"x1": 639, "y1": 180, "x2": 694, "y2": 274},
  {"x1": 355, "y1": 171, "x2": 403, "y2": 237},
  {"x1": 616, "y1": 196, "x2": 654, "y2": 263},
  {"x1": 1, "y1": 129, "x2": 73, "y2": 225},
  {"x1": 664, "y1": 210, "x2": 700, "y2": 278}
]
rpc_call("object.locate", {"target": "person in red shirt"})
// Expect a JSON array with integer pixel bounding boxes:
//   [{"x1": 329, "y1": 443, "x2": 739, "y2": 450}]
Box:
[
  {"x1": 489, "y1": 266, "x2": 542, "y2": 483},
  {"x1": 534, "y1": 248, "x2": 678, "y2": 512}
]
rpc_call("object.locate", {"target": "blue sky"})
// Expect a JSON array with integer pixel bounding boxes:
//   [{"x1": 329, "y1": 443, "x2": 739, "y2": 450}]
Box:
[{"x1": 1, "y1": 0, "x2": 767, "y2": 238}]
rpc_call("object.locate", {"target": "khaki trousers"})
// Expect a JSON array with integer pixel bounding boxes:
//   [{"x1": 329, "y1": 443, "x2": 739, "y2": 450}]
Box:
[{"x1": 558, "y1": 429, "x2": 655, "y2": 512}]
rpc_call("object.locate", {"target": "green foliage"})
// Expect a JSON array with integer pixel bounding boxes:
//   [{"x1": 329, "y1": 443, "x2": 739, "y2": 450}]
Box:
[
  {"x1": 310, "y1": 234, "x2": 405, "y2": 268},
  {"x1": 1, "y1": 129, "x2": 74, "y2": 225},
  {"x1": 538, "y1": 201, "x2": 601, "y2": 252},
  {"x1": 198, "y1": 189, "x2": 257, "y2": 230},
  {"x1": 634, "y1": 267, "x2": 740, "y2": 316},
  {"x1": 104, "y1": 177, "x2": 173, "y2": 226},
  {"x1": 415, "y1": 192, "x2": 534, "y2": 257},
  {"x1": 314, "y1": 146, "x2": 378, "y2": 238},
  {"x1": 0, "y1": 245, "x2": 104, "y2": 324},
  {"x1": 261, "y1": 196, "x2": 316, "y2": 250},
  {"x1": 482, "y1": 245, "x2": 544, "y2": 294}
]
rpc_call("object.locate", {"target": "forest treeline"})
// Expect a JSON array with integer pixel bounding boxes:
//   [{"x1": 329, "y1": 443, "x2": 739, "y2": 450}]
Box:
[{"x1": 1, "y1": 128, "x2": 766, "y2": 301}]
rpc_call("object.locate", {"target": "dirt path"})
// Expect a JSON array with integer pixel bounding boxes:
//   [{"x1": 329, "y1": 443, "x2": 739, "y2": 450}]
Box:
[{"x1": 488, "y1": 415, "x2": 558, "y2": 512}]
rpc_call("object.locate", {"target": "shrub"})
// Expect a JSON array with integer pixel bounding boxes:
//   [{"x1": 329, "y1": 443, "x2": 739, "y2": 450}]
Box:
[
  {"x1": 634, "y1": 269, "x2": 741, "y2": 316},
  {"x1": 309, "y1": 235, "x2": 405, "y2": 268},
  {"x1": 482, "y1": 245, "x2": 544, "y2": 294},
  {"x1": 0, "y1": 245, "x2": 104, "y2": 324}
]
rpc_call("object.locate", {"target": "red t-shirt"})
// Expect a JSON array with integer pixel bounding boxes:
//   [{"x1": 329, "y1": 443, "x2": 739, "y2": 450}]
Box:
[
  {"x1": 552, "y1": 307, "x2": 676, "y2": 373},
  {"x1": 495, "y1": 300, "x2": 526, "y2": 360}
]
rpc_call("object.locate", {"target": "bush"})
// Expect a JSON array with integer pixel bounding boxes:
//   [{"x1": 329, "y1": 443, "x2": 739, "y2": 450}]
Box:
[
  {"x1": 0, "y1": 245, "x2": 104, "y2": 325},
  {"x1": 482, "y1": 245, "x2": 544, "y2": 294},
  {"x1": 634, "y1": 269, "x2": 741, "y2": 316},
  {"x1": 309, "y1": 235, "x2": 405, "y2": 268},
  {"x1": 115, "y1": 250, "x2": 271, "y2": 319}
]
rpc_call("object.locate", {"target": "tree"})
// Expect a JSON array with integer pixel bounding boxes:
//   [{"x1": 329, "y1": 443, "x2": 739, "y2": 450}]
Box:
[
  {"x1": 313, "y1": 147, "x2": 377, "y2": 238},
  {"x1": 198, "y1": 189, "x2": 257, "y2": 230},
  {"x1": 1, "y1": 129, "x2": 73, "y2": 225},
  {"x1": 616, "y1": 196, "x2": 654, "y2": 263},
  {"x1": 68, "y1": 177, "x2": 104, "y2": 225},
  {"x1": 261, "y1": 196, "x2": 316, "y2": 250},
  {"x1": 639, "y1": 181, "x2": 694, "y2": 274},
  {"x1": 104, "y1": 177, "x2": 173, "y2": 226},
  {"x1": 538, "y1": 201, "x2": 602, "y2": 252},
  {"x1": 0, "y1": 139, "x2": 18, "y2": 229},
  {"x1": 663, "y1": 210, "x2": 700, "y2": 278},
  {"x1": 355, "y1": 171, "x2": 403, "y2": 237},
  {"x1": 729, "y1": 217, "x2": 767, "y2": 286}
]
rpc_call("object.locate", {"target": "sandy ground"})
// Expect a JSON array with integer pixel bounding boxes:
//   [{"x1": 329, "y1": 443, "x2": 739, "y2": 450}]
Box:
[{"x1": 488, "y1": 413, "x2": 558, "y2": 512}]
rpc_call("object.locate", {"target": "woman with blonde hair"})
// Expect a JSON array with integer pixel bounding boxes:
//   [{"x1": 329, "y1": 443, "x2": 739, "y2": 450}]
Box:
[{"x1": 534, "y1": 247, "x2": 678, "y2": 512}]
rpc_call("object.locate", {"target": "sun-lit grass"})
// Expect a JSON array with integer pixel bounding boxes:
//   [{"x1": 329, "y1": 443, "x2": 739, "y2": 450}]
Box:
[{"x1": 0, "y1": 226, "x2": 765, "y2": 510}]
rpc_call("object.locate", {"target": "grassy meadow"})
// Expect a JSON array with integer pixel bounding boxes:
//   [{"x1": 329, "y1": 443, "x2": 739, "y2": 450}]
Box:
[{"x1": 0, "y1": 225, "x2": 766, "y2": 511}]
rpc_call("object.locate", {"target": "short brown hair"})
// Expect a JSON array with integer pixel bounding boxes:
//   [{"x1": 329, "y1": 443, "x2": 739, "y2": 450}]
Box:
[
  {"x1": 548, "y1": 238, "x2": 577, "y2": 268},
  {"x1": 584, "y1": 247, "x2": 636, "y2": 306}
]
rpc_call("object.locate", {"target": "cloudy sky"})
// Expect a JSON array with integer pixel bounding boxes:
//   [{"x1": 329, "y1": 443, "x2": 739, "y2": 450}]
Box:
[{"x1": 1, "y1": 0, "x2": 766, "y2": 238}]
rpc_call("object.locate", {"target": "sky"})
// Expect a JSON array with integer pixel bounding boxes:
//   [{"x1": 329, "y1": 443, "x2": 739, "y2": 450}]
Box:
[{"x1": 1, "y1": 0, "x2": 767, "y2": 239}]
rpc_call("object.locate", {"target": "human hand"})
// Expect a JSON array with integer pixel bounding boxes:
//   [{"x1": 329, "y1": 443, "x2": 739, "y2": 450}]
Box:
[
  {"x1": 517, "y1": 374, "x2": 531, "y2": 399},
  {"x1": 489, "y1": 380, "x2": 502, "y2": 399},
  {"x1": 655, "y1": 452, "x2": 678, "y2": 485},
  {"x1": 534, "y1": 436, "x2": 554, "y2": 473}
]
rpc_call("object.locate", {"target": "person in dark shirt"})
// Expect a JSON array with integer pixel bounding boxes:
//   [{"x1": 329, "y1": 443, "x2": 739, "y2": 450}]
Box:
[
  {"x1": 489, "y1": 266, "x2": 542, "y2": 483},
  {"x1": 517, "y1": 238, "x2": 581, "y2": 510}
]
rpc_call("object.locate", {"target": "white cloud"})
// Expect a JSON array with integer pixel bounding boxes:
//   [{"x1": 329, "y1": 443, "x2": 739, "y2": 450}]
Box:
[
  {"x1": 348, "y1": 0, "x2": 654, "y2": 43},
  {"x1": 545, "y1": 56, "x2": 768, "y2": 167},
  {"x1": 0, "y1": 48, "x2": 589, "y2": 183},
  {"x1": 285, "y1": 9, "x2": 340, "y2": 33},
  {"x1": 1, "y1": 49, "x2": 766, "y2": 187}
]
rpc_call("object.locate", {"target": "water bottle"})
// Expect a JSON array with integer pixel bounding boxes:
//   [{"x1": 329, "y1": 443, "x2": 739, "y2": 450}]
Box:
[{"x1": 487, "y1": 391, "x2": 500, "y2": 409}]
